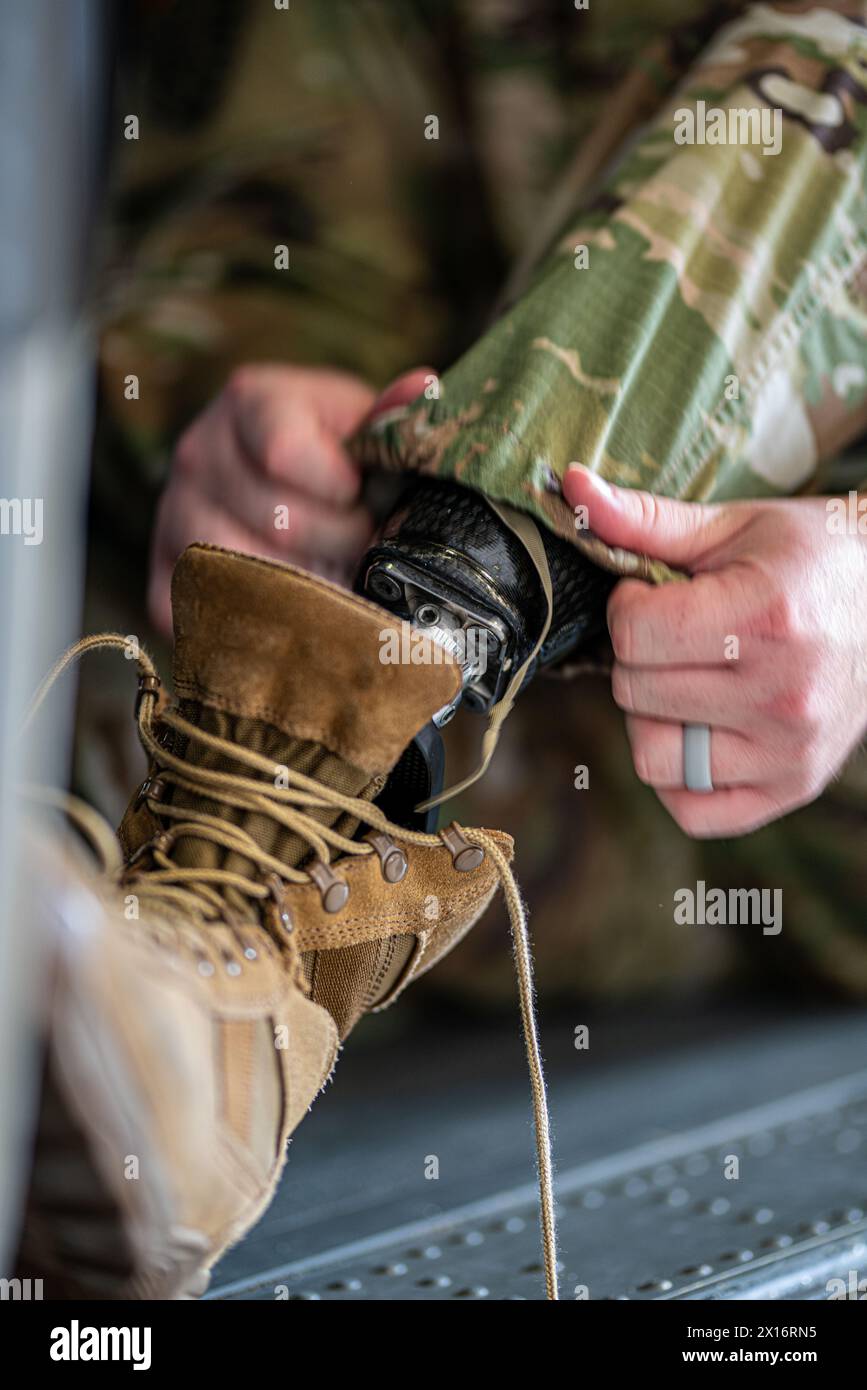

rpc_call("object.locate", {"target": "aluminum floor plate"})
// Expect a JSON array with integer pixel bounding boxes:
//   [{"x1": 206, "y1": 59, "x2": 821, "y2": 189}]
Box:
[{"x1": 208, "y1": 999, "x2": 867, "y2": 1301}]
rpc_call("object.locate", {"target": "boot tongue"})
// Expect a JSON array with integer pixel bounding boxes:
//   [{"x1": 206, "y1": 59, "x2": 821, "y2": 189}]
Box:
[{"x1": 165, "y1": 545, "x2": 460, "y2": 886}]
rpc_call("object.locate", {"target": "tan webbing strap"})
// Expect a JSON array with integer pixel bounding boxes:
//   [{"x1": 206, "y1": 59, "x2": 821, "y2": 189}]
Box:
[{"x1": 416, "y1": 502, "x2": 554, "y2": 813}]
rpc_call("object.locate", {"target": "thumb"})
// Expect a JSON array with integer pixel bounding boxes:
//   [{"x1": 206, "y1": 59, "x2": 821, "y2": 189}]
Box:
[
  {"x1": 563, "y1": 464, "x2": 734, "y2": 569},
  {"x1": 363, "y1": 366, "x2": 438, "y2": 426}
]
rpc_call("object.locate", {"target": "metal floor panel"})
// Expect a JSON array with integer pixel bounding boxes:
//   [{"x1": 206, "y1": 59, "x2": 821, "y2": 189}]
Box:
[{"x1": 208, "y1": 999, "x2": 867, "y2": 1301}]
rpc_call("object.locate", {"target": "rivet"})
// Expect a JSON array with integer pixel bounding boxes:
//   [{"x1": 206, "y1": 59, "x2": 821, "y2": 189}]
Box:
[
  {"x1": 746, "y1": 1132, "x2": 775, "y2": 1156},
  {"x1": 785, "y1": 1121, "x2": 813, "y2": 1144},
  {"x1": 836, "y1": 1129, "x2": 862, "y2": 1154},
  {"x1": 684, "y1": 1153, "x2": 711, "y2": 1175},
  {"x1": 652, "y1": 1164, "x2": 678, "y2": 1187}
]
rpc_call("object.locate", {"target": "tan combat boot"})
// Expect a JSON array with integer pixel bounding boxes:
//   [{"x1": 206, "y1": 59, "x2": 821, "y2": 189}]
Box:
[
  {"x1": 17, "y1": 545, "x2": 557, "y2": 1299},
  {"x1": 15, "y1": 822, "x2": 315, "y2": 1300}
]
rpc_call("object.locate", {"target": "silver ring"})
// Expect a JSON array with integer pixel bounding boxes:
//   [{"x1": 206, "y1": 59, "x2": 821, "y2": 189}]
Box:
[{"x1": 683, "y1": 723, "x2": 713, "y2": 793}]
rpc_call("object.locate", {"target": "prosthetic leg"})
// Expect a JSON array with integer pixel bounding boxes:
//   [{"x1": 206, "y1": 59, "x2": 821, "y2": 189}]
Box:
[{"x1": 356, "y1": 477, "x2": 616, "y2": 821}]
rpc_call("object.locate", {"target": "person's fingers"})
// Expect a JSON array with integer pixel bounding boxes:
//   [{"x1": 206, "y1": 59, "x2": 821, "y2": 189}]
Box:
[
  {"x1": 363, "y1": 365, "x2": 438, "y2": 424},
  {"x1": 624, "y1": 714, "x2": 765, "y2": 790},
  {"x1": 655, "y1": 786, "x2": 788, "y2": 839},
  {"x1": 190, "y1": 418, "x2": 373, "y2": 559},
  {"x1": 607, "y1": 571, "x2": 752, "y2": 667},
  {"x1": 286, "y1": 366, "x2": 378, "y2": 437},
  {"x1": 230, "y1": 364, "x2": 376, "y2": 437},
  {"x1": 183, "y1": 400, "x2": 273, "y2": 532},
  {"x1": 228, "y1": 368, "x2": 371, "y2": 505},
  {"x1": 268, "y1": 493, "x2": 374, "y2": 562},
  {"x1": 173, "y1": 395, "x2": 233, "y2": 483},
  {"x1": 563, "y1": 464, "x2": 748, "y2": 570},
  {"x1": 611, "y1": 661, "x2": 748, "y2": 729},
  {"x1": 148, "y1": 481, "x2": 290, "y2": 633}
]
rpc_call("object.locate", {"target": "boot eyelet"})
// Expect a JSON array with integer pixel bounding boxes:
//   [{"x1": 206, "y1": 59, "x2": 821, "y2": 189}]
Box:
[
  {"x1": 364, "y1": 831, "x2": 408, "y2": 884},
  {"x1": 134, "y1": 775, "x2": 168, "y2": 812},
  {"x1": 135, "y1": 672, "x2": 161, "y2": 719},
  {"x1": 309, "y1": 860, "x2": 350, "y2": 913},
  {"x1": 244, "y1": 946, "x2": 258, "y2": 961},
  {"x1": 151, "y1": 830, "x2": 174, "y2": 856},
  {"x1": 441, "y1": 823, "x2": 485, "y2": 872},
  {"x1": 197, "y1": 959, "x2": 215, "y2": 977},
  {"x1": 226, "y1": 961, "x2": 242, "y2": 977}
]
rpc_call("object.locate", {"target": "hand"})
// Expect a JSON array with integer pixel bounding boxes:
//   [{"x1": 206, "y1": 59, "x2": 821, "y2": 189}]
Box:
[
  {"x1": 148, "y1": 364, "x2": 430, "y2": 635},
  {"x1": 563, "y1": 466, "x2": 867, "y2": 838}
]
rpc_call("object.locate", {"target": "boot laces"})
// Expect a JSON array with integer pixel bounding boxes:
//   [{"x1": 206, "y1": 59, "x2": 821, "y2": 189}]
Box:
[{"x1": 26, "y1": 631, "x2": 560, "y2": 1300}]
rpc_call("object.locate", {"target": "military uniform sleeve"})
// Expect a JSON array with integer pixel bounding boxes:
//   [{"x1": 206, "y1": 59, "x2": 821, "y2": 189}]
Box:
[{"x1": 351, "y1": 2, "x2": 867, "y2": 541}]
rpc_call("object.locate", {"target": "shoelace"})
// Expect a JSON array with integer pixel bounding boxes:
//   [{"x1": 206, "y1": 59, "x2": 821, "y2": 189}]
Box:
[{"x1": 26, "y1": 632, "x2": 559, "y2": 1300}]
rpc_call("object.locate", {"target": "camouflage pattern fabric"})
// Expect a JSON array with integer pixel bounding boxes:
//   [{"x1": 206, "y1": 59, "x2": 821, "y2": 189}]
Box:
[
  {"x1": 86, "y1": 0, "x2": 867, "y2": 1006},
  {"x1": 350, "y1": 0, "x2": 867, "y2": 554}
]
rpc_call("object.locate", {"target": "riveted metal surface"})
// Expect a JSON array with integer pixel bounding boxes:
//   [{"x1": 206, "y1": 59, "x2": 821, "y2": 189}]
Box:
[{"x1": 210, "y1": 1049, "x2": 867, "y2": 1302}]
